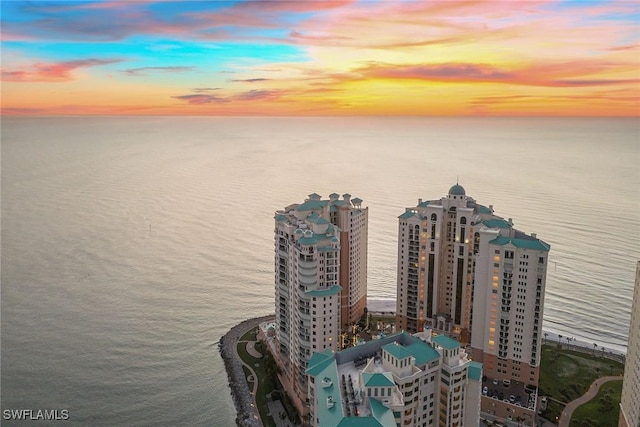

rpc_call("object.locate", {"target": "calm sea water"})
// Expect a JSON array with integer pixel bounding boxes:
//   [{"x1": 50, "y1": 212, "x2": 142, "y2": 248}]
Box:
[{"x1": 2, "y1": 116, "x2": 638, "y2": 425}]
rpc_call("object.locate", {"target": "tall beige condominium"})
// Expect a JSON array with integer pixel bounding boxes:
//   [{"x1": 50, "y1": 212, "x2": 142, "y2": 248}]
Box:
[
  {"x1": 619, "y1": 261, "x2": 640, "y2": 427},
  {"x1": 328, "y1": 193, "x2": 368, "y2": 329},
  {"x1": 397, "y1": 184, "x2": 549, "y2": 425},
  {"x1": 274, "y1": 193, "x2": 368, "y2": 402},
  {"x1": 396, "y1": 184, "x2": 486, "y2": 341}
]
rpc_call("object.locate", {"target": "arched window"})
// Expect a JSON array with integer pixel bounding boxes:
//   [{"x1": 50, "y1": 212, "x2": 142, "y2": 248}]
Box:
[
  {"x1": 460, "y1": 217, "x2": 467, "y2": 225},
  {"x1": 431, "y1": 214, "x2": 437, "y2": 221}
]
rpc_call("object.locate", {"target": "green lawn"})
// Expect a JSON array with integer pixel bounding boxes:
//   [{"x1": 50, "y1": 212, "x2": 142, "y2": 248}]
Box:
[
  {"x1": 538, "y1": 344, "x2": 624, "y2": 421},
  {"x1": 570, "y1": 380, "x2": 623, "y2": 427},
  {"x1": 237, "y1": 341, "x2": 277, "y2": 427},
  {"x1": 240, "y1": 327, "x2": 258, "y2": 342}
]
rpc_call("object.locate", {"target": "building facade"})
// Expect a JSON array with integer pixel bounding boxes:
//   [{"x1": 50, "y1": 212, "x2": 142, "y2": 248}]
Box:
[
  {"x1": 329, "y1": 193, "x2": 369, "y2": 329},
  {"x1": 274, "y1": 193, "x2": 368, "y2": 407},
  {"x1": 619, "y1": 261, "x2": 640, "y2": 427},
  {"x1": 306, "y1": 331, "x2": 482, "y2": 427},
  {"x1": 396, "y1": 184, "x2": 495, "y2": 340},
  {"x1": 396, "y1": 184, "x2": 549, "y2": 425}
]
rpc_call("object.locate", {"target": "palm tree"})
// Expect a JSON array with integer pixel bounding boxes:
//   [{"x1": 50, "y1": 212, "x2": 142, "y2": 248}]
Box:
[
  {"x1": 558, "y1": 334, "x2": 563, "y2": 346},
  {"x1": 544, "y1": 332, "x2": 548, "y2": 343},
  {"x1": 593, "y1": 343, "x2": 597, "y2": 355}
]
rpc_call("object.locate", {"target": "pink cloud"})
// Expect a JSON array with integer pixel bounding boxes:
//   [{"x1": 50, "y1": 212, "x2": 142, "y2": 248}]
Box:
[
  {"x1": 232, "y1": 89, "x2": 285, "y2": 102},
  {"x1": 172, "y1": 94, "x2": 229, "y2": 105},
  {"x1": 359, "y1": 62, "x2": 513, "y2": 81},
  {"x1": 1, "y1": 58, "x2": 122, "y2": 82},
  {"x1": 355, "y1": 60, "x2": 639, "y2": 88}
]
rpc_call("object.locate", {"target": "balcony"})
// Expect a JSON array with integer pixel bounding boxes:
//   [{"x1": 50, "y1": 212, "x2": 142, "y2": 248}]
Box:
[
  {"x1": 299, "y1": 310, "x2": 311, "y2": 321},
  {"x1": 299, "y1": 273, "x2": 317, "y2": 285},
  {"x1": 298, "y1": 259, "x2": 316, "y2": 269}
]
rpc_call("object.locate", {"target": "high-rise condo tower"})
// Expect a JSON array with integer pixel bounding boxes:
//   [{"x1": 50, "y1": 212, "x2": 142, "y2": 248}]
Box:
[
  {"x1": 396, "y1": 184, "x2": 549, "y2": 425},
  {"x1": 274, "y1": 193, "x2": 368, "y2": 406}
]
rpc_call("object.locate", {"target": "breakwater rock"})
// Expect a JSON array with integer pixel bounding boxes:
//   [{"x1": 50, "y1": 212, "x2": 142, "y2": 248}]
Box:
[{"x1": 219, "y1": 315, "x2": 275, "y2": 427}]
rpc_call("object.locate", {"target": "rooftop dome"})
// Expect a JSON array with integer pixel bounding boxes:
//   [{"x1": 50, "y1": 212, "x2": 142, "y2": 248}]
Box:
[{"x1": 448, "y1": 184, "x2": 466, "y2": 196}]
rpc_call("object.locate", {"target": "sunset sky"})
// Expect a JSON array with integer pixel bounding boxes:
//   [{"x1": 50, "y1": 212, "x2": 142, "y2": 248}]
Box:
[{"x1": 2, "y1": 0, "x2": 639, "y2": 116}]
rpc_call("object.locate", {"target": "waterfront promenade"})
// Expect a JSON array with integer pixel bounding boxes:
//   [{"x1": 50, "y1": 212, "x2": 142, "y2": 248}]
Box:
[{"x1": 220, "y1": 316, "x2": 274, "y2": 427}]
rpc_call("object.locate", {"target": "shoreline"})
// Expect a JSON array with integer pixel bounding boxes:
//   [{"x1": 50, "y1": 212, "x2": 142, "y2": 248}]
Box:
[
  {"x1": 219, "y1": 315, "x2": 275, "y2": 427},
  {"x1": 367, "y1": 298, "x2": 628, "y2": 356}
]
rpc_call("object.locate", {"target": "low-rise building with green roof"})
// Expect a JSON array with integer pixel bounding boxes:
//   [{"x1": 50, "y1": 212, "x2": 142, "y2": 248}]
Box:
[{"x1": 306, "y1": 331, "x2": 482, "y2": 427}]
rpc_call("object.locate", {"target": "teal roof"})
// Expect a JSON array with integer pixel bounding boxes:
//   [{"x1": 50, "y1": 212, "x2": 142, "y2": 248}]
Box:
[
  {"x1": 298, "y1": 200, "x2": 329, "y2": 211},
  {"x1": 275, "y1": 214, "x2": 288, "y2": 222},
  {"x1": 362, "y1": 372, "x2": 394, "y2": 387},
  {"x1": 329, "y1": 193, "x2": 340, "y2": 198},
  {"x1": 405, "y1": 341, "x2": 440, "y2": 365},
  {"x1": 417, "y1": 200, "x2": 430, "y2": 207},
  {"x1": 308, "y1": 213, "x2": 330, "y2": 225},
  {"x1": 307, "y1": 351, "x2": 396, "y2": 427},
  {"x1": 337, "y1": 418, "x2": 384, "y2": 427},
  {"x1": 449, "y1": 184, "x2": 466, "y2": 196},
  {"x1": 305, "y1": 351, "x2": 344, "y2": 426},
  {"x1": 306, "y1": 350, "x2": 334, "y2": 376},
  {"x1": 298, "y1": 235, "x2": 319, "y2": 246},
  {"x1": 368, "y1": 398, "x2": 396, "y2": 427},
  {"x1": 307, "y1": 285, "x2": 342, "y2": 297},
  {"x1": 490, "y1": 236, "x2": 550, "y2": 251},
  {"x1": 308, "y1": 193, "x2": 322, "y2": 199},
  {"x1": 382, "y1": 342, "x2": 412, "y2": 360},
  {"x1": 351, "y1": 197, "x2": 362, "y2": 205},
  {"x1": 483, "y1": 218, "x2": 512, "y2": 229},
  {"x1": 476, "y1": 204, "x2": 492, "y2": 214},
  {"x1": 468, "y1": 361, "x2": 483, "y2": 381},
  {"x1": 398, "y1": 210, "x2": 416, "y2": 220},
  {"x1": 432, "y1": 335, "x2": 460, "y2": 350},
  {"x1": 309, "y1": 349, "x2": 333, "y2": 363}
]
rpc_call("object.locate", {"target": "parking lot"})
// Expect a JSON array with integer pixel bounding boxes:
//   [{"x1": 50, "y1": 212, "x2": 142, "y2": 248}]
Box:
[{"x1": 482, "y1": 377, "x2": 537, "y2": 410}]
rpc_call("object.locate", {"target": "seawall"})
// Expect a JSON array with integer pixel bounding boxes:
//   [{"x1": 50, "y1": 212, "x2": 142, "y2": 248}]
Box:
[{"x1": 219, "y1": 315, "x2": 275, "y2": 427}]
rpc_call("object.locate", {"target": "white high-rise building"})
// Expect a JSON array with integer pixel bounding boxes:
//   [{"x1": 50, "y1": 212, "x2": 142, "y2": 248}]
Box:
[
  {"x1": 306, "y1": 331, "x2": 482, "y2": 427},
  {"x1": 619, "y1": 261, "x2": 640, "y2": 427},
  {"x1": 274, "y1": 193, "x2": 368, "y2": 412},
  {"x1": 396, "y1": 184, "x2": 549, "y2": 425}
]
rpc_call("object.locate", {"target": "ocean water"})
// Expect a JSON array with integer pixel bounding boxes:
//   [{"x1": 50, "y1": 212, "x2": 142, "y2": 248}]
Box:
[{"x1": 2, "y1": 116, "x2": 638, "y2": 425}]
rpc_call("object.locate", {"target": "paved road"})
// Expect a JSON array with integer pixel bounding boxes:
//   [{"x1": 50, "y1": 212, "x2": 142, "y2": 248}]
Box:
[{"x1": 558, "y1": 376, "x2": 621, "y2": 427}]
